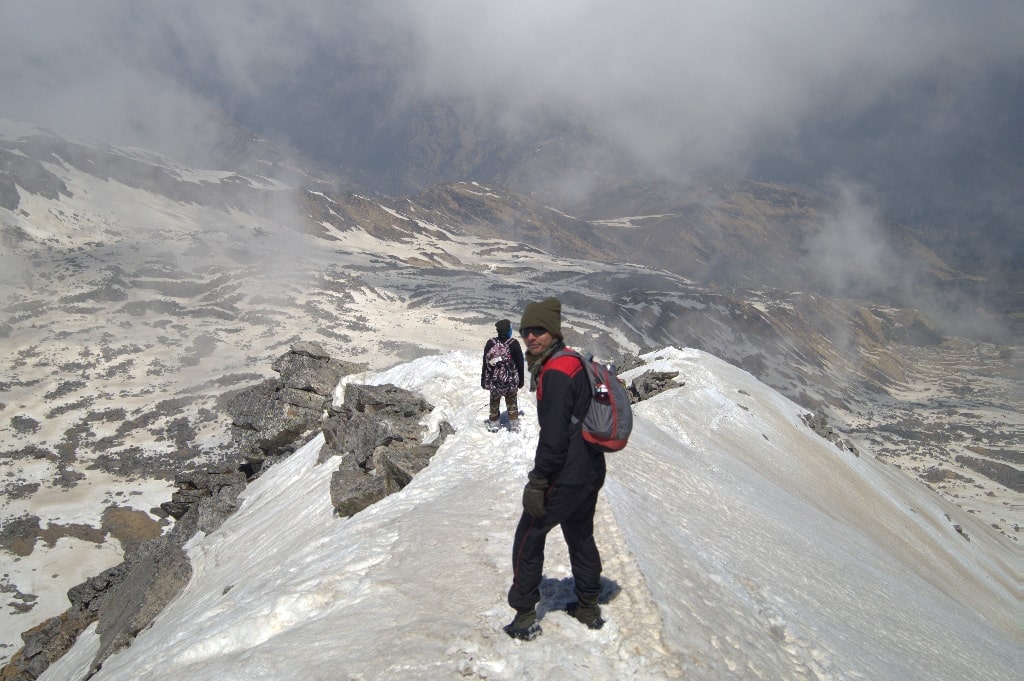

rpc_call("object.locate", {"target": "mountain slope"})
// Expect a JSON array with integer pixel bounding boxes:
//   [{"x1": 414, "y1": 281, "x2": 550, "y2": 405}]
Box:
[
  {"x1": 41, "y1": 350, "x2": 1016, "y2": 681},
  {"x1": 0, "y1": 123, "x2": 1018, "y2": 668}
]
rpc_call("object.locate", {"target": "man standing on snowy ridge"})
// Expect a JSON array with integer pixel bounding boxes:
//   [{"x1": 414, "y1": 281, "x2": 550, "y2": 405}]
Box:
[{"x1": 504, "y1": 297, "x2": 607, "y2": 641}]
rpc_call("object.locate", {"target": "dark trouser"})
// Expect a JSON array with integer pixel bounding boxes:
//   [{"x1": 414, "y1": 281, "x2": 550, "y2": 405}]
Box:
[
  {"x1": 508, "y1": 481, "x2": 603, "y2": 612},
  {"x1": 489, "y1": 391, "x2": 519, "y2": 421}
]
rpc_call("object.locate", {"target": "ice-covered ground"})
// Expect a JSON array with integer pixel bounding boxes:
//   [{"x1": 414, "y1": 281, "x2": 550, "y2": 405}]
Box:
[{"x1": 42, "y1": 349, "x2": 1016, "y2": 681}]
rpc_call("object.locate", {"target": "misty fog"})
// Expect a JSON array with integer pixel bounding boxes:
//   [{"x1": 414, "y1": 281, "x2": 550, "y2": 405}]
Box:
[{"x1": 1, "y1": 1, "x2": 1020, "y2": 320}]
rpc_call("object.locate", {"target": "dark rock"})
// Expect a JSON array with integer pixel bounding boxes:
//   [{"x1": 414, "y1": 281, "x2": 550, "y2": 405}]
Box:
[
  {"x1": 954, "y1": 455, "x2": 1023, "y2": 492},
  {"x1": 318, "y1": 383, "x2": 433, "y2": 463},
  {"x1": 77, "y1": 463, "x2": 244, "y2": 674},
  {"x1": 379, "y1": 444, "x2": 438, "y2": 494},
  {"x1": 89, "y1": 536, "x2": 192, "y2": 674},
  {"x1": 920, "y1": 467, "x2": 969, "y2": 484},
  {"x1": 55, "y1": 465, "x2": 86, "y2": 488},
  {"x1": 289, "y1": 341, "x2": 332, "y2": 360},
  {"x1": 0, "y1": 344, "x2": 443, "y2": 679},
  {"x1": 320, "y1": 383, "x2": 448, "y2": 516},
  {"x1": 320, "y1": 408, "x2": 394, "y2": 469},
  {"x1": 629, "y1": 370, "x2": 681, "y2": 402},
  {"x1": 1, "y1": 481, "x2": 41, "y2": 500},
  {"x1": 0, "y1": 563, "x2": 128, "y2": 680},
  {"x1": 276, "y1": 387, "x2": 329, "y2": 411},
  {"x1": 615, "y1": 354, "x2": 645, "y2": 373},
  {"x1": 344, "y1": 383, "x2": 432, "y2": 418},
  {"x1": 0, "y1": 514, "x2": 41, "y2": 557},
  {"x1": 271, "y1": 346, "x2": 356, "y2": 396},
  {"x1": 0, "y1": 147, "x2": 70, "y2": 210},
  {"x1": 160, "y1": 465, "x2": 247, "y2": 521},
  {"x1": 331, "y1": 464, "x2": 387, "y2": 518},
  {"x1": 8, "y1": 415, "x2": 40, "y2": 435},
  {"x1": 801, "y1": 411, "x2": 860, "y2": 456},
  {"x1": 225, "y1": 344, "x2": 362, "y2": 471}
]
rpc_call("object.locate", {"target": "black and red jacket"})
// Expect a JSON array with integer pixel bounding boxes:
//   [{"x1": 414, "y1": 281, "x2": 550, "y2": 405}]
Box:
[{"x1": 530, "y1": 341, "x2": 606, "y2": 487}]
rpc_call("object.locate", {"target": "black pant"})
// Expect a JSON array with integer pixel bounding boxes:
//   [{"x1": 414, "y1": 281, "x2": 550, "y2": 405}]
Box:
[{"x1": 508, "y1": 480, "x2": 603, "y2": 612}]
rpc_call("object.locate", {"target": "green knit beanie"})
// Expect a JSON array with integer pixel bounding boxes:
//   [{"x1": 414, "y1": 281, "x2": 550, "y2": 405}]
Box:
[{"x1": 520, "y1": 297, "x2": 563, "y2": 339}]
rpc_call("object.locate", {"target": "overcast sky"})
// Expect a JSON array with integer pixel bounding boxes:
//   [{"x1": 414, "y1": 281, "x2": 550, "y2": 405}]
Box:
[{"x1": 2, "y1": 0, "x2": 1019, "y2": 174}]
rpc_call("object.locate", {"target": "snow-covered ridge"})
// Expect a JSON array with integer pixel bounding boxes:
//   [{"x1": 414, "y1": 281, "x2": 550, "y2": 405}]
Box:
[
  {"x1": 1, "y1": 123, "x2": 1017, "y2": 674},
  {"x1": 42, "y1": 349, "x2": 1016, "y2": 681}
]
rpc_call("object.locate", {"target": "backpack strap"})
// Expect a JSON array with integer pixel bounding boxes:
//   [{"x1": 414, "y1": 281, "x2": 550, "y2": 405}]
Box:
[
  {"x1": 552, "y1": 348, "x2": 591, "y2": 376},
  {"x1": 551, "y1": 348, "x2": 594, "y2": 426}
]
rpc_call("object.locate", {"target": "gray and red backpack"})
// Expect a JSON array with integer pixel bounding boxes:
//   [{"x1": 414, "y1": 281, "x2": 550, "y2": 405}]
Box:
[{"x1": 555, "y1": 348, "x2": 633, "y2": 452}]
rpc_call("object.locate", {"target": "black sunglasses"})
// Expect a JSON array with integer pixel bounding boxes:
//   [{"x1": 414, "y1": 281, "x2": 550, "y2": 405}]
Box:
[{"x1": 520, "y1": 326, "x2": 548, "y2": 338}]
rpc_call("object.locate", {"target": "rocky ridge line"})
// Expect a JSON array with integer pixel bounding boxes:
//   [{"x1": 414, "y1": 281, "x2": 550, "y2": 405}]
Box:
[
  {"x1": 1, "y1": 344, "x2": 711, "y2": 680},
  {"x1": 0, "y1": 342, "x2": 446, "y2": 680}
]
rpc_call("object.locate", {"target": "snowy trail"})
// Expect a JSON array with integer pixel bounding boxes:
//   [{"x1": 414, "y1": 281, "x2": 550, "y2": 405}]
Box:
[
  {"x1": 42, "y1": 349, "x2": 1015, "y2": 681},
  {"x1": 333, "y1": 354, "x2": 684, "y2": 679},
  {"x1": 66, "y1": 352, "x2": 683, "y2": 681},
  {"x1": 364, "y1": 411, "x2": 683, "y2": 680}
]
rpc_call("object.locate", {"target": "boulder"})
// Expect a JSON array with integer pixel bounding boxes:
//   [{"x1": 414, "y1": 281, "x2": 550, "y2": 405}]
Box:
[
  {"x1": 801, "y1": 411, "x2": 859, "y2": 456},
  {"x1": 331, "y1": 463, "x2": 387, "y2": 518},
  {"x1": 319, "y1": 383, "x2": 450, "y2": 517},
  {"x1": 226, "y1": 343, "x2": 364, "y2": 474},
  {"x1": 629, "y1": 370, "x2": 682, "y2": 402}
]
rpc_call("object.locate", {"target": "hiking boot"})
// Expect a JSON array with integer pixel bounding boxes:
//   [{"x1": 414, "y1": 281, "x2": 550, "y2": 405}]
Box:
[
  {"x1": 503, "y1": 608, "x2": 542, "y2": 641},
  {"x1": 508, "y1": 419, "x2": 521, "y2": 433},
  {"x1": 504, "y1": 621, "x2": 542, "y2": 641},
  {"x1": 566, "y1": 600, "x2": 605, "y2": 630},
  {"x1": 486, "y1": 419, "x2": 501, "y2": 432}
]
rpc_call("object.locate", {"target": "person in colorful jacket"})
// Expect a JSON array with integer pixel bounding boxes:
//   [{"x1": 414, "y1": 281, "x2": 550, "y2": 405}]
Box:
[{"x1": 481, "y1": 318, "x2": 525, "y2": 432}]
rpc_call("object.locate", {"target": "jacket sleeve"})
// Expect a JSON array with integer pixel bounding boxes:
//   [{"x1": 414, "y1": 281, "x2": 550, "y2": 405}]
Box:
[
  {"x1": 481, "y1": 339, "x2": 493, "y2": 388},
  {"x1": 512, "y1": 340, "x2": 525, "y2": 388}
]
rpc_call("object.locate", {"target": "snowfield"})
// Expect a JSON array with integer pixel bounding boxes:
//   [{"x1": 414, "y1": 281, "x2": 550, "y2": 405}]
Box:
[{"x1": 42, "y1": 349, "x2": 1015, "y2": 681}]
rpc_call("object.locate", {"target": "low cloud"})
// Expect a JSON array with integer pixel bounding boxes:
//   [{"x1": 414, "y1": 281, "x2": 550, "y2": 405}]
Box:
[
  {"x1": 2, "y1": 1, "x2": 1019, "y2": 178},
  {"x1": 808, "y1": 184, "x2": 901, "y2": 299},
  {"x1": 1, "y1": 2, "x2": 1019, "y2": 319}
]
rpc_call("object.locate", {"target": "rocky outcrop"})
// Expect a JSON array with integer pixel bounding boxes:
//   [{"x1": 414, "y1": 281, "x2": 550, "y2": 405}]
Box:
[
  {"x1": 0, "y1": 342, "x2": 444, "y2": 680},
  {"x1": 225, "y1": 342, "x2": 365, "y2": 475},
  {"x1": 318, "y1": 383, "x2": 453, "y2": 517},
  {"x1": 159, "y1": 466, "x2": 248, "y2": 521},
  {"x1": 0, "y1": 147, "x2": 71, "y2": 211},
  {"x1": 801, "y1": 411, "x2": 859, "y2": 456},
  {"x1": 2, "y1": 564, "x2": 123, "y2": 680},
  {"x1": 626, "y1": 370, "x2": 682, "y2": 402},
  {"x1": 1, "y1": 464, "x2": 245, "y2": 681}
]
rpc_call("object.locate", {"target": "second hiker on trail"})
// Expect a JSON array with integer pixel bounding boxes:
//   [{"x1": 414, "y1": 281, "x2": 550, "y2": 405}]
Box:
[{"x1": 481, "y1": 318, "x2": 525, "y2": 433}]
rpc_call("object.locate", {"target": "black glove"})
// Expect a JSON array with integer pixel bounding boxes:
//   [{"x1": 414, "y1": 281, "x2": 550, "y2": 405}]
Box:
[{"x1": 522, "y1": 476, "x2": 549, "y2": 518}]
